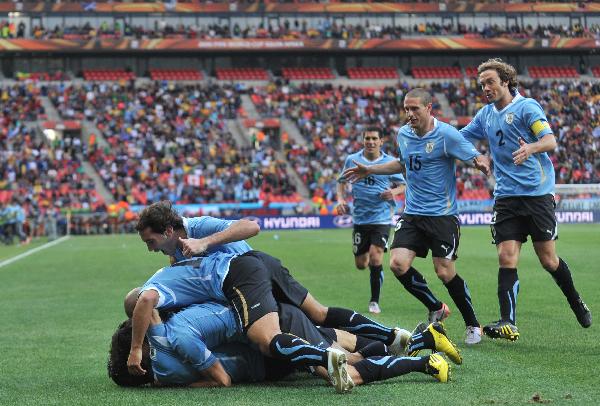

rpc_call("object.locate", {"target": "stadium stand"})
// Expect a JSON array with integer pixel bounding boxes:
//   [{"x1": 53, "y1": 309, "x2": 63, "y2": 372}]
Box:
[
  {"x1": 149, "y1": 69, "x2": 203, "y2": 81},
  {"x1": 282, "y1": 68, "x2": 335, "y2": 81},
  {"x1": 216, "y1": 68, "x2": 269, "y2": 81},
  {"x1": 347, "y1": 67, "x2": 399, "y2": 80}
]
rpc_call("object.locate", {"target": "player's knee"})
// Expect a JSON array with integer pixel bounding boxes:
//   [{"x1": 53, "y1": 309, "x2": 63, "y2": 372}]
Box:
[
  {"x1": 498, "y1": 251, "x2": 519, "y2": 268},
  {"x1": 434, "y1": 266, "x2": 454, "y2": 283},
  {"x1": 355, "y1": 258, "x2": 368, "y2": 270},
  {"x1": 389, "y1": 258, "x2": 409, "y2": 276},
  {"x1": 539, "y1": 255, "x2": 559, "y2": 272}
]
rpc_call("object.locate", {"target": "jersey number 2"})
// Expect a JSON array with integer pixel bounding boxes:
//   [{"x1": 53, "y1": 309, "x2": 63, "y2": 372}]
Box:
[{"x1": 496, "y1": 130, "x2": 505, "y2": 146}]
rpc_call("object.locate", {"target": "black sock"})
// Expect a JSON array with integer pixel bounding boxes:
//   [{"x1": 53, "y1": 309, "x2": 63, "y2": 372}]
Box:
[
  {"x1": 354, "y1": 335, "x2": 376, "y2": 353},
  {"x1": 269, "y1": 333, "x2": 327, "y2": 368},
  {"x1": 323, "y1": 307, "x2": 395, "y2": 345},
  {"x1": 396, "y1": 267, "x2": 442, "y2": 311},
  {"x1": 369, "y1": 264, "x2": 384, "y2": 303},
  {"x1": 353, "y1": 356, "x2": 428, "y2": 384},
  {"x1": 406, "y1": 328, "x2": 435, "y2": 353},
  {"x1": 498, "y1": 267, "x2": 519, "y2": 324},
  {"x1": 444, "y1": 274, "x2": 479, "y2": 327},
  {"x1": 357, "y1": 341, "x2": 389, "y2": 358},
  {"x1": 547, "y1": 258, "x2": 580, "y2": 304}
]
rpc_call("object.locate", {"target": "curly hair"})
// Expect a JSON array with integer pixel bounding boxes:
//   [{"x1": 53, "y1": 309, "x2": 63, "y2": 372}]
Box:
[
  {"x1": 135, "y1": 200, "x2": 184, "y2": 233},
  {"x1": 107, "y1": 319, "x2": 153, "y2": 387},
  {"x1": 477, "y1": 58, "x2": 519, "y2": 91}
]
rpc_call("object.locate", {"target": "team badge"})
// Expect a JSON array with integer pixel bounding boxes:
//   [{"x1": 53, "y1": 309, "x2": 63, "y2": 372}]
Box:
[
  {"x1": 425, "y1": 142, "x2": 435, "y2": 153},
  {"x1": 505, "y1": 113, "x2": 514, "y2": 125}
]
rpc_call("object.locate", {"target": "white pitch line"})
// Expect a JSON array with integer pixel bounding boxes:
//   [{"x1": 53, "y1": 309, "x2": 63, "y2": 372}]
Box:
[{"x1": 0, "y1": 235, "x2": 70, "y2": 268}]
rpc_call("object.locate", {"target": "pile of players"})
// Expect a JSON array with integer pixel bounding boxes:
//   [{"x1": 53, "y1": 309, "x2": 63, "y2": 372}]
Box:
[{"x1": 108, "y1": 58, "x2": 591, "y2": 392}]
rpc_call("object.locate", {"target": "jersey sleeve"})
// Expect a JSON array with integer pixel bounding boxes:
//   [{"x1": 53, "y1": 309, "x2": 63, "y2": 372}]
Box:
[
  {"x1": 337, "y1": 156, "x2": 353, "y2": 183},
  {"x1": 141, "y1": 282, "x2": 174, "y2": 309},
  {"x1": 459, "y1": 109, "x2": 486, "y2": 143},
  {"x1": 171, "y1": 332, "x2": 218, "y2": 372},
  {"x1": 445, "y1": 126, "x2": 481, "y2": 162},
  {"x1": 522, "y1": 99, "x2": 553, "y2": 140},
  {"x1": 192, "y1": 217, "x2": 234, "y2": 237}
]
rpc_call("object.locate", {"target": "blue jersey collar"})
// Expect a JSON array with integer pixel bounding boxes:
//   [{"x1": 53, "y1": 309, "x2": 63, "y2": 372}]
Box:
[{"x1": 493, "y1": 93, "x2": 522, "y2": 114}]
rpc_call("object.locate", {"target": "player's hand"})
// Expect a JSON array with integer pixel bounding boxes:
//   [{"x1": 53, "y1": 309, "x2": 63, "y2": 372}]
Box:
[
  {"x1": 512, "y1": 138, "x2": 532, "y2": 165},
  {"x1": 380, "y1": 189, "x2": 394, "y2": 201},
  {"x1": 127, "y1": 348, "x2": 146, "y2": 376},
  {"x1": 179, "y1": 237, "x2": 209, "y2": 257},
  {"x1": 342, "y1": 160, "x2": 370, "y2": 183},
  {"x1": 336, "y1": 203, "x2": 350, "y2": 215},
  {"x1": 473, "y1": 155, "x2": 491, "y2": 176}
]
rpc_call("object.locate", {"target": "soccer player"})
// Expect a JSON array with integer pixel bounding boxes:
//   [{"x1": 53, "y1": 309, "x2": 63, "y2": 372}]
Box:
[
  {"x1": 126, "y1": 252, "x2": 354, "y2": 393},
  {"x1": 135, "y1": 201, "x2": 411, "y2": 353},
  {"x1": 110, "y1": 297, "x2": 457, "y2": 388},
  {"x1": 460, "y1": 58, "x2": 592, "y2": 340},
  {"x1": 337, "y1": 126, "x2": 406, "y2": 314},
  {"x1": 343, "y1": 88, "x2": 490, "y2": 345}
]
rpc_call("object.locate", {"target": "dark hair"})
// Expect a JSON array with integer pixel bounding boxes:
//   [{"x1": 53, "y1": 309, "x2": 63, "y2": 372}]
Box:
[
  {"x1": 405, "y1": 88, "x2": 433, "y2": 107},
  {"x1": 107, "y1": 319, "x2": 153, "y2": 387},
  {"x1": 362, "y1": 126, "x2": 383, "y2": 139},
  {"x1": 477, "y1": 58, "x2": 519, "y2": 91},
  {"x1": 135, "y1": 201, "x2": 184, "y2": 233}
]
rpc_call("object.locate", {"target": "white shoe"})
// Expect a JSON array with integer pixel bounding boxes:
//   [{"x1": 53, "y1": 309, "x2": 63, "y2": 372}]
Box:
[
  {"x1": 368, "y1": 301, "x2": 381, "y2": 314},
  {"x1": 327, "y1": 348, "x2": 354, "y2": 393},
  {"x1": 388, "y1": 327, "x2": 411, "y2": 356},
  {"x1": 465, "y1": 326, "x2": 482, "y2": 345}
]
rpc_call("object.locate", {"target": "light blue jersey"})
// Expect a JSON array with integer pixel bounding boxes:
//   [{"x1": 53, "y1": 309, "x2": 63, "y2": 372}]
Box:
[
  {"x1": 174, "y1": 217, "x2": 253, "y2": 262},
  {"x1": 141, "y1": 253, "x2": 238, "y2": 310},
  {"x1": 147, "y1": 303, "x2": 265, "y2": 386},
  {"x1": 339, "y1": 150, "x2": 405, "y2": 225},
  {"x1": 460, "y1": 94, "x2": 555, "y2": 198},
  {"x1": 397, "y1": 119, "x2": 480, "y2": 216}
]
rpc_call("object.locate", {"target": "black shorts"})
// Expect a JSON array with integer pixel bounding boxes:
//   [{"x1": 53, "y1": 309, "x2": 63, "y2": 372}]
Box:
[
  {"x1": 264, "y1": 302, "x2": 336, "y2": 381},
  {"x1": 390, "y1": 214, "x2": 460, "y2": 260},
  {"x1": 222, "y1": 251, "x2": 309, "y2": 331},
  {"x1": 352, "y1": 224, "x2": 390, "y2": 256},
  {"x1": 491, "y1": 194, "x2": 558, "y2": 244},
  {"x1": 278, "y1": 303, "x2": 334, "y2": 349}
]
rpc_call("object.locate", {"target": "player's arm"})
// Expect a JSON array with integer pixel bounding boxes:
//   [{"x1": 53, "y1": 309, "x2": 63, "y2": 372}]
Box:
[
  {"x1": 179, "y1": 218, "x2": 260, "y2": 257},
  {"x1": 446, "y1": 128, "x2": 491, "y2": 176},
  {"x1": 335, "y1": 182, "x2": 350, "y2": 215},
  {"x1": 128, "y1": 289, "x2": 159, "y2": 375},
  {"x1": 189, "y1": 361, "x2": 232, "y2": 387},
  {"x1": 514, "y1": 103, "x2": 556, "y2": 165},
  {"x1": 343, "y1": 159, "x2": 403, "y2": 183}
]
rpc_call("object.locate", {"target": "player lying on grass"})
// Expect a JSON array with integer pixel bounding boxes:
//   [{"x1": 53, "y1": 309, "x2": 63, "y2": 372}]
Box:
[
  {"x1": 110, "y1": 297, "x2": 459, "y2": 388},
  {"x1": 135, "y1": 201, "x2": 412, "y2": 358}
]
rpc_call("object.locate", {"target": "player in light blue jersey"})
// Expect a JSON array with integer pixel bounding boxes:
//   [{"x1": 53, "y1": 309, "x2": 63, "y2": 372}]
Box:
[
  {"x1": 134, "y1": 201, "x2": 414, "y2": 360},
  {"x1": 460, "y1": 58, "x2": 591, "y2": 340},
  {"x1": 344, "y1": 88, "x2": 490, "y2": 345},
  {"x1": 110, "y1": 297, "x2": 456, "y2": 387},
  {"x1": 136, "y1": 201, "x2": 257, "y2": 263},
  {"x1": 337, "y1": 126, "x2": 406, "y2": 314},
  {"x1": 127, "y1": 251, "x2": 355, "y2": 393}
]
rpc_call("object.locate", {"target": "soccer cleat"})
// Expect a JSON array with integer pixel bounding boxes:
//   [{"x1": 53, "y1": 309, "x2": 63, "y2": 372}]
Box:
[
  {"x1": 428, "y1": 303, "x2": 451, "y2": 323},
  {"x1": 425, "y1": 353, "x2": 450, "y2": 383},
  {"x1": 570, "y1": 297, "x2": 592, "y2": 328},
  {"x1": 465, "y1": 326, "x2": 482, "y2": 345},
  {"x1": 368, "y1": 301, "x2": 381, "y2": 314},
  {"x1": 327, "y1": 348, "x2": 354, "y2": 393},
  {"x1": 388, "y1": 327, "x2": 411, "y2": 356},
  {"x1": 483, "y1": 320, "x2": 520, "y2": 341},
  {"x1": 427, "y1": 322, "x2": 462, "y2": 365},
  {"x1": 405, "y1": 322, "x2": 428, "y2": 357}
]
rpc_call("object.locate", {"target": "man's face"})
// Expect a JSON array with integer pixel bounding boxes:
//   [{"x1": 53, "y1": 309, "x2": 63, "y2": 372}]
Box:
[
  {"x1": 362, "y1": 131, "x2": 383, "y2": 155},
  {"x1": 139, "y1": 226, "x2": 177, "y2": 256},
  {"x1": 479, "y1": 69, "x2": 510, "y2": 104},
  {"x1": 404, "y1": 96, "x2": 431, "y2": 132}
]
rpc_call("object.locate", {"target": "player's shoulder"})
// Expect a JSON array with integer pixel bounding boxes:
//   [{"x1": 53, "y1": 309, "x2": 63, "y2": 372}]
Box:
[
  {"x1": 347, "y1": 150, "x2": 363, "y2": 161},
  {"x1": 436, "y1": 120, "x2": 461, "y2": 137},
  {"x1": 516, "y1": 95, "x2": 544, "y2": 111},
  {"x1": 397, "y1": 124, "x2": 414, "y2": 138}
]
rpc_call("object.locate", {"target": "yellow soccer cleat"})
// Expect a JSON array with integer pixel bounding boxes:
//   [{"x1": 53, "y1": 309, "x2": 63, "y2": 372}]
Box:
[
  {"x1": 425, "y1": 353, "x2": 451, "y2": 383},
  {"x1": 427, "y1": 322, "x2": 462, "y2": 365}
]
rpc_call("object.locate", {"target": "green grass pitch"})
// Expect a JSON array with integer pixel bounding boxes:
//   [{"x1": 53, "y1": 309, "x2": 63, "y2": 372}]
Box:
[{"x1": 1, "y1": 225, "x2": 598, "y2": 405}]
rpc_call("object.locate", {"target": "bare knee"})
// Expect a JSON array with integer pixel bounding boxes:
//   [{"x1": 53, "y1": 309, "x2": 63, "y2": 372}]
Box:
[
  {"x1": 390, "y1": 257, "x2": 410, "y2": 276},
  {"x1": 539, "y1": 254, "x2": 559, "y2": 272},
  {"x1": 355, "y1": 257, "x2": 368, "y2": 270},
  {"x1": 497, "y1": 242, "x2": 521, "y2": 268},
  {"x1": 433, "y1": 261, "x2": 455, "y2": 283}
]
